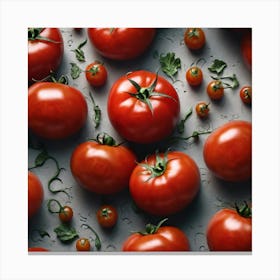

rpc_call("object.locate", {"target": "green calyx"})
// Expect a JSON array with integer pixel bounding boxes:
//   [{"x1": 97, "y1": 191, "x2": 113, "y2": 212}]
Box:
[
  {"x1": 95, "y1": 133, "x2": 117, "y2": 146},
  {"x1": 138, "y1": 218, "x2": 168, "y2": 235},
  {"x1": 28, "y1": 28, "x2": 60, "y2": 43},
  {"x1": 235, "y1": 201, "x2": 252, "y2": 218}
]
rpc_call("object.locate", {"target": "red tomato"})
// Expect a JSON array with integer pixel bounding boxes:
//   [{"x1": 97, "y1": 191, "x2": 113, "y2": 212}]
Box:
[
  {"x1": 76, "y1": 238, "x2": 91, "y2": 251},
  {"x1": 28, "y1": 171, "x2": 44, "y2": 218},
  {"x1": 96, "y1": 205, "x2": 118, "y2": 228},
  {"x1": 28, "y1": 247, "x2": 49, "y2": 252},
  {"x1": 87, "y1": 28, "x2": 156, "y2": 60},
  {"x1": 207, "y1": 80, "x2": 224, "y2": 100},
  {"x1": 59, "y1": 206, "x2": 74, "y2": 223},
  {"x1": 186, "y1": 66, "x2": 203, "y2": 86},
  {"x1": 203, "y1": 120, "x2": 252, "y2": 182},
  {"x1": 107, "y1": 70, "x2": 180, "y2": 144},
  {"x1": 184, "y1": 28, "x2": 206, "y2": 50},
  {"x1": 207, "y1": 203, "x2": 252, "y2": 251},
  {"x1": 28, "y1": 82, "x2": 88, "y2": 139},
  {"x1": 241, "y1": 31, "x2": 252, "y2": 69},
  {"x1": 28, "y1": 28, "x2": 64, "y2": 83},
  {"x1": 240, "y1": 86, "x2": 252, "y2": 105},
  {"x1": 122, "y1": 219, "x2": 190, "y2": 251},
  {"x1": 195, "y1": 102, "x2": 210, "y2": 118},
  {"x1": 70, "y1": 134, "x2": 137, "y2": 194},
  {"x1": 129, "y1": 151, "x2": 200, "y2": 216},
  {"x1": 85, "y1": 61, "x2": 108, "y2": 87}
]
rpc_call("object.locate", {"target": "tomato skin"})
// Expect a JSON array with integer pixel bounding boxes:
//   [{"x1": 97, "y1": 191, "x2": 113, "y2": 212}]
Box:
[
  {"x1": 28, "y1": 247, "x2": 49, "y2": 252},
  {"x1": 207, "y1": 80, "x2": 224, "y2": 100},
  {"x1": 186, "y1": 66, "x2": 203, "y2": 86},
  {"x1": 207, "y1": 208, "x2": 252, "y2": 251},
  {"x1": 203, "y1": 120, "x2": 252, "y2": 182},
  {"x1": 87, "y1": 28, "x2": 156, "y2": 60},
  {"x1": 28, "y1": 82, "x2": 88, "y2": 139},
  {"x1": 240, "y1": 86, "x2": 252, "y2": 105},
  {"x1": 129, "y1": 151, "x2": 200, "y2": 216},
  {"x1": 70, "y1": 141, "x2": 136, "y2": 194},
  {"x1": 241, "y1": 31, "x2": 252, "y2": 69},
  {"x1": 96, "y1": 205, "x2": 118, "y2": 228},
  {"x1": 184, "y1": 28, "x2": 206, "y2": 50},
  {"x1": 85, "y1": 62, "x2": 108, "y2": 87},
  {"x1": 107, "y1": 70, "x2": 180, "y2": 144},
  {"x1": 76, "y1": 238, "x2": 91, "y2": 251},
  {"x1": 195, "y1": 102, "x2": 210, "y2": 118},
  {"x1": 59, "y1": 206, "x2": 74, "y2": 223},
  {"x1": 122, "y1": 226, "x2": 190, "y2": 251},
  {"x1": 28, "y1": 28, "x2": 64, "y2": 83},
  {"x1": 28, "y1": 171, "x2": 44, "y2": 219}
]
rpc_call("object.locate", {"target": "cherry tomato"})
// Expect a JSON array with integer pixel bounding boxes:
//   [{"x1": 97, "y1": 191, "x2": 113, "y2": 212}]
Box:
[
  {"x1": 28, "y1": 82, "x2": 88, "y2": 139},
  {"x1": 70, "y1": 133, "x2": 137, "y2": 194},
  {"x1": 195, "y1": 102, "x2": 210, "y2": 118},
  {"x1": 28, "y1": 247, "x2": 49, "y2": 252},
  {"x1": 28, "y1": 28, "x2": 64, "y2": 83},
  {"x1": 129, "y1": 151, "x2": 200, "y2": 216},
  {"x1": 207, "y1": 202, "x2": 252, "y2": 251},
  {"x1": 96, "y1": 205, "x2": 118, "y2": 228},
  {"x1": 241, "y1": 31, "x2": 252, "y2": 69},
  {"x1": 28, "y1": 171, "x2": 44, "y2": 219},
  {"x1": 206, "y1": 80, "x2": 224, "y2": 100},
  {"x1": 87, "y1": 28, "x2": 156, "y2": 60},
  {"x1": 203, "y1": 120, "x2": 252, "y2": 182},
  {"x1": 240, "y1": 86, "x2": 252, "y2": 105},
  {"x1": 122, "y1": 219, "x2": 190, "y2": 251},
  {"x1": 107, "y1": 70, "x2": 180, "y2": 144},
  {"x1": 59, "y1": 206, "x2": 74, "y2": 223},
  {"x1": 186, "y1": 66, "x2": 203, "y2": 86},
  {"x1": 76, "y1": 238, "x2": 91, "y2": 251},
  {"x1": 184, "y1": 28, "x2": 206, "y2": 50},
  {"x1": 85, "y1": 61, "x2": 108, "y2": 87}
]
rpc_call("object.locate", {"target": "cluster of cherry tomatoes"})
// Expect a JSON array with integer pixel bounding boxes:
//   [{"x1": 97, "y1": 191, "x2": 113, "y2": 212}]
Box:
[{"x1": 28, "y1": 28, "x2": 252, "y2": 252}]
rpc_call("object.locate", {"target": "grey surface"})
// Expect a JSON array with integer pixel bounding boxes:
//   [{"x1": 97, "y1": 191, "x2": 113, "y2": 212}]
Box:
[{"x1": 28, "y1": 28, "x2": 252, "y2": 252}]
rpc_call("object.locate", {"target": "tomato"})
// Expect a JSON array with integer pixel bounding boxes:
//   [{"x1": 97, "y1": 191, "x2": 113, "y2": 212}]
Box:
[
  {"x1": 28, "y1": 28, "x2": 64, "y2": 83},
  {"x1": 186, "y1": 66, "x2": 203, "y2": 86},
  {"x1": 122, "y1": 219, "x2": 190, "y2": 251},
  {"x1": 96, "y1": 205, "x2": 118, "y2": 228},
  {"x1": 195, "y1": 102, "x2": 210, "y2": 118},
  {"x1": 85, "y1": 61, "x2": 108, "y2": 87},
  {"x1": 59, "y1": 206, "x2": 74, "y2": 223},
  {"x1": 28, "y1": 247, "x2": 49, "y2": 252},
  {"x1": 87, "y1": 28, "x2": 156, "y2": 60},
  {"x1": 184, "y1": 28, "x2": 206, "y2": 50},
  {"x1": 240, "y1": 86, "x2": 252, "y2": 105},
  {"x1": 28, "y1": 171, "x2": 44, "y2": 218},
  {"x1": 70, "y1": 133, "x2": 137, "y2": 194},
  {"x1": 206, "y1": 202, "x2": 252, "y2": 251},
  {"x1": 107, "y1": 70, "x2": 180, "y2": 144},
  {"x1": 76, "y1": 238, "x2": 91, "y2": 251},
  {"x1": 203, "y1": 120, "x2": 252, "y2": 182},
  {"x1": 241, "y1": 31, "x2": 252, "y2": 69},
  {"x1": 28, "y1": 82, "x2": 88, "y2": 139},
  {"x1": 129, "y1": 151, "x2": 200, "y2": 216},
  {"x1": 207, "y1": 80, "x2": 224, "y2": 100}
]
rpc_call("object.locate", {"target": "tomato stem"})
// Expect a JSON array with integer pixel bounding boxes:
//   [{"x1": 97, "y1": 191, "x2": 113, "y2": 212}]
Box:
[
  {"x1": 81, "y1": 224, "x2": 101, "y2": 250},
  {"x1": 235, "y1": 201, "x2": 252, "y2": 218},
  {"x1": 47, "y1": 199, "x2": 63, "y2": 214},
  {"x1": 137, "y1": 218, "x2": 168, "y2": 235}
]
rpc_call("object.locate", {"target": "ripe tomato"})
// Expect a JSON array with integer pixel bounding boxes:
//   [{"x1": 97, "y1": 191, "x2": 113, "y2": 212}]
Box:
[
  {"x1": 122, "y1": 219, "x2": 190, "y2": 251},
  {"x1": 70, "y1": 133, "x2": 136, "y2": 194},
  {"x1": 85, "y1": 61, "x2": 108, "y2": 87},
  {"x1": 28, "y1": 171, "x2": 44, "y2": 218},
  {"x1": 28, "y1": 28, "x2": 64, "y2": 83},
  {"x1": 206, "y1": 203, "x2": 252, "y2": 251},
  {"x1": 129, "y1": 151, "x2": 200, "y2": 216},
  {"x1": 241, "y1": 31, "x2": 252, "y2": 69},
  {"x1": 186, "y1": 66, "x2": 203, "y2": 86},
  {"x1": 59, "y1": 206, "x2": 74, "y2": 223},
  {"x1": 107, "y1": 70, "x2": 180, "y2": 144},
  {"x1": 87, "y1": 28, "x2": 156, "y2": 60},
  {"x1": 96, "y1": 205, "x2": 118, "y2": 228},
  {"x1": 184, "y1": 28, "x2": 206, "y2": 50},
  {"x1": 203, "y1": 120, "x2": 252, "y2": 182},
  {"x1": 28, "y1": 82, "x2": 88, "y2": 139},
  {"x1": 207, "y1": 80, "x2": 224, "y2": 100},
  {"x1": 195, "y1": 102, "x2": 210, "y2": 118},
  {"x1": 28, "y1": 247, "x2": 49, "y2": 252},
  {"x1": 76, "y1": 238, "x2": 91, "y2": 251},
  {"x1": 240, "y1": 86, "x2": 252, "y2": 105}
]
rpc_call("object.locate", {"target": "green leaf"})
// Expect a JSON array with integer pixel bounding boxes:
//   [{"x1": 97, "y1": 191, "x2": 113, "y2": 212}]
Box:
[
  {"x1": 159, "y1": 52, "x2": 181, "y2": 81},
  {"x1": 89, "y1": 91, "x2": 102, "y2": 128},
  {"x1": 221, "y1": 74, "x2": 239, "y2": 89},
  {"x1": 34, "y1": 150, "x2": 49, "y2": 167},
  {"x1": 54, "y1": 224, "x2": 78, "y2": 243},
  {"x1": 70, "y1": 62, "x2": 82, "y2": 79},
  {"x1": 176, "y1": 107, "x2": 193, "y2": 134},
  {"x1": 72, "y1": 39, "x2": 87, "y2": 62},
  {"x1": 208, "y1": 59, "x2": 227, "y2": 75}
]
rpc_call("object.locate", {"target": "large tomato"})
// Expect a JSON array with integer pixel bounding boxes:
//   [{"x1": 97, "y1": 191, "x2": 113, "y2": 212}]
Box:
[
  {"x1": 28, "y1": 171, "x2": 44, "y2": 218},
  {"x1": 70, "y1": 133, "x2": 136, "y2": 195},
  {"x1": 241, "y1": 30, "x2": 252, "y2": 69},
  {"x1": 87, "y1": 28, "x2": 156, "y2": 60},
  {"x1": 122, "y1": 219, "x2": 190, "y2": 251},
  {"x1": 28, "y1": 82, "x2": 88, "y2": 139},
  {"x1": 107, "y1": 70, "x2": 180, "y2": 144},
  {"x1": 129, "y1": 151, "x2": 200, "y2": 216},
  {"x1": 28, "y1": 28, "x2": 64, "y2": 83},
  {"x1": 206, "y1": 203, "x2": 252, "y2": 251},
  {"x1": 203, "y1": 120, "x2": 252, "y2": 182}
]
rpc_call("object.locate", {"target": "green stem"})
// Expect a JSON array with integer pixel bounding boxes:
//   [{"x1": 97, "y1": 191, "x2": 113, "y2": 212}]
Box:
[{"x1": 81, "y1": 224, "x2": 101, "y2": 250}]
